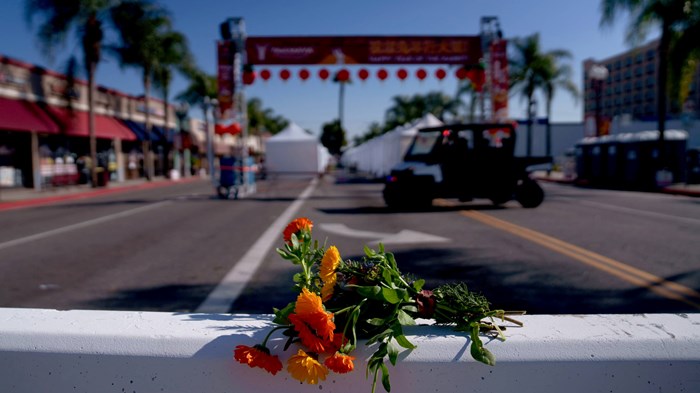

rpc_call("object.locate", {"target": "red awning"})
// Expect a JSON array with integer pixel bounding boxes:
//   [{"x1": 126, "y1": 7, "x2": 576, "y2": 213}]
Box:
[
  {"x1": 47, "y1": 106, "x2": 137, "y2": 141},
  {"x1": 0, "y1": 97, "x2": 60, "y2": 134}
]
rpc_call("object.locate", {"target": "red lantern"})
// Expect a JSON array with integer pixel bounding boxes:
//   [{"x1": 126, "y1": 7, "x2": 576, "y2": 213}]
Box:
[
  {"x1": 416, "y1": 68, "x2": 427, "y2": 81},
  {"x1": 397, "y1": 68, "x2": 408, "y2": 80},
  {"x1": 260, "y1": 69, "x2": 271, "y2": 81},
  {"x1": 215, "y1": 122, "x2": 241, "y2": 135},
  {"x1": 279, "y1": 69, "x2": 291, "y2": 81},
  {"x1": 435, "y1": 68, "x2": 447, "y2": 80},
  {"x1": 336, "y1": 69, "x2": 350, "y2": 82},
  {"x1": 298, "y1": 69, "x2": 310, "y2": 81},
  {"x1": 242, "y1": 71, "x2": 256, "y2": 85},
  {"x1": 318, "y1": 68, "x2": 330, "y2": 81},
  {"x1": 358, "y1": 68, "x2": 369, "y2": 81},
  {"x1": 377, "y1": 68, "x2": 388, "y2": 81},
  {"x1": 456, "y1": 67, "x2": 468, "y2": 80}
]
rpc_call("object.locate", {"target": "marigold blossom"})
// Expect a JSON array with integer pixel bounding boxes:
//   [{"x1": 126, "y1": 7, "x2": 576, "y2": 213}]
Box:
[
  {"x1": 320, "y1": 246, "x2": 341, "y2": 301},
  {"x1": 233, "y1": 345, "x2": 283, "y2": 375},
  {"x1": 295, "y1": 288, "x2": 324, "y2": 315},
  {"x1": 287, "y1": 349, "x2": 329, "y2": 384},
  {"x1": 289, "y1": 311, "x2": 336, "y2": 353},
  {"x1": 283, "y1": 217, "x2": 313, "y2": 244},
  {"x1": 324, "y1": 352, "x2": 356, "y2": 374}
]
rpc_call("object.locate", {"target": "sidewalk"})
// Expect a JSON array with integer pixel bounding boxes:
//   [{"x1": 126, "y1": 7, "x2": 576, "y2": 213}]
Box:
[
  {"x1": 532, "y1": 170, "x2": 700, "y2": 197},
  {"x1": 0, "y1": 175, "x2": 205, "y2": 211}
]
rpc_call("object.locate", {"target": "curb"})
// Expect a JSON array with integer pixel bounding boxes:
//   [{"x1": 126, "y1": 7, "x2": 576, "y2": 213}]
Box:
[{"x1": 0, "y1": 176, "x2": 204, "y2": 212}]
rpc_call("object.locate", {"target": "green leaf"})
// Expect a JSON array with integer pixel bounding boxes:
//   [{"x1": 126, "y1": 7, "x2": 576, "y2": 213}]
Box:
[
  {"x1": 402, "y1": 305, "x2": 418, "y2": 313},
  {"x1": 367, "y1": 318, "x2": 386, "y2": 326},
  {"x1": 356, "y1": 285, "x2": 383, "y2": 300},
  {"x1": 272, "y1": 302, "x2": 295, "y2": 324},
  {"x1": 397, "y1": 309, "x2": 415, "y2": 326},
  {"x1": 394, "y1": 288, "x2": 408, "y2": 301},
  {"x1": 381, "y1": 363, "x2": 391, "y2": 392},
  {"x1": 387, "y1": 343, "x2": 399, "y2": 366},
  {"x1": 412, "y1": 279, "x2": 425, "y2": 291},
  {"x1": 381, "y1": 287, "x2": 400, "y2": 304},
  {"x1": 382, "y1": 268, "x2": 394, "y2": 284},
  {"x1": 393, "y1": 334, "x2": 416, "y2": 349}
]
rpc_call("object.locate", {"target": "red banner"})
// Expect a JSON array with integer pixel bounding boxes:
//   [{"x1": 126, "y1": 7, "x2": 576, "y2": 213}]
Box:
[
  {"x1": 217, "y1": 41, "x2": 235, "y2": 121},
  {"x1": 246, "y1": 36, "x2": 482, "y2": 65},
  {"x1": 489, "y1": 40, "x2": 509, "y2": 121}
]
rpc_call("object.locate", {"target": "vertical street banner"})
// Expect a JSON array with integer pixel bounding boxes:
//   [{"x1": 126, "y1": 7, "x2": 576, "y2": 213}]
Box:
[
  {"x1": 217, "y1": 41, "x2": 235, "y2": 121},
  {"x1": 489, "y1": 40, "x2": 509, "y2": 121}
]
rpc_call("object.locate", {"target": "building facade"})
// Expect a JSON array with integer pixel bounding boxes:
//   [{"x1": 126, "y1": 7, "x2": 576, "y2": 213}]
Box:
[
  {"x1": 583, "y1": 39, "x2": 700, "y2": 126},
  {"x1": 0, "y1": 54, "x2": 199, "y2": 190}
]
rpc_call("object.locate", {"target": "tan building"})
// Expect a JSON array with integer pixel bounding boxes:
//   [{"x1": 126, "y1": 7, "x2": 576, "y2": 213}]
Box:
[{"x1": 583, "y1": 39, "x2": 700, "y2": 123}]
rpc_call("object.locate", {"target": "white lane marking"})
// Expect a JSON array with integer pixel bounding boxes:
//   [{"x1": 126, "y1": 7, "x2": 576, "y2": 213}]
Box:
[
  {"x1": 196, "y1": 178, "x2": 318, "y2": 313},
  {"x1": 0, "y1": 201, "x2": 171, "y2": 251},
  {"x1": 578, "y1": 200, "x2": 700, "y2": 226},
  {"x1": 319, "y1": 223, "x2": 450, "y2": 245}
]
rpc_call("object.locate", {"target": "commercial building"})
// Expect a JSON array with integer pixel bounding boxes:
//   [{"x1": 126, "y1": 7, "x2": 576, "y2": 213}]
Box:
[
  {"x1": 583, "y1": 39, "x2": 700, "y2": 126},
  {"x1": 0, "y1": 54, "x2": 200, "y2": 190}
]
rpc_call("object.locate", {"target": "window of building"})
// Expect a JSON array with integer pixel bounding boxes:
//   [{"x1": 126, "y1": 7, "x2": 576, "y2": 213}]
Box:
[
  {"x1": 646, "y1": 63, "x2": 655, "y2": 74},
  {"x1": 624, "y1": 70, "x2": 632, "y2": 79},
  {"x1": 615, "y1": 60, "x2": 622, "y2": 70},
  {"x1": 646, "y1": 49, "x2": 655, "y2": 60},
  {"x1": 635, "y1": 53, "x2": 643, "y2": 63},
  {"x1": 625, "y1": 57, "x2": 632, "y2": 67},
  {"x1": 624, "y1": 82, "x2": 632, "y2": 92}
]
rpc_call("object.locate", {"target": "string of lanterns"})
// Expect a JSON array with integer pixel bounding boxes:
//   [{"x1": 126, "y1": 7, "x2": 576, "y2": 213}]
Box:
[{"x1": 242, "y1": 66, "x2": 485, "y2": 88}]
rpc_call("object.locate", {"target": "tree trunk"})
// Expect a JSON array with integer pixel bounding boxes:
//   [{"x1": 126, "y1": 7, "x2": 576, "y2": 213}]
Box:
[
  {"x1": 338, "y1": 82, "x2": 345, "y2": 129},
  {"x1": 162, "y1": 85, "x2": 170, "y2": 177},
  {"x1": 88, "y1": 62, "x2": 98, "y2": 187},
  {"x1": 546, "y1": 97, "x2": 552, "y2": 157},
  {"x1": 144, "y1": 73, "x2": 153, "y2": 180}
]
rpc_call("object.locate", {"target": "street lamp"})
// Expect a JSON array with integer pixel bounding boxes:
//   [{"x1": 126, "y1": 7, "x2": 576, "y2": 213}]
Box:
[{"x1": 589, "y1": 64, "x2": 609, "y2": 137}]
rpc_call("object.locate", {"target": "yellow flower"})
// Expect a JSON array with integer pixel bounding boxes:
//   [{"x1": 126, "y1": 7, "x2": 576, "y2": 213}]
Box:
[
  {"x1": 287, "y1": 349, "x2": 328, "y2": 384},
  {"x1": 320, "y1": 246, "x2": 341, "y2": 301}
]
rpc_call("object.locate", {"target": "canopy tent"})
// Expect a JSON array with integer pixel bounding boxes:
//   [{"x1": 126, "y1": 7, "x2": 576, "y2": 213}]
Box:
[
  {"x1": 342, "y1": 113, "x2": 443, "y2": 178},
  {"x1": 265, "y1": 122, "x2": 329, "y2": 174}
]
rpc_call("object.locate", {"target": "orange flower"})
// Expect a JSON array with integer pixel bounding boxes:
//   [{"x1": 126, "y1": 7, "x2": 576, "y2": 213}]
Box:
[
  {"x1": 320, "y1": 246, "x2": 341, "y2": 301},
  {"x1": 289, "y1": 313, "x2": 334, "y2": 353},
  {"x1": 324, "y1": 352, "x2": 356, "y2": 374},
  {"x1": 287, "y1": 349, "x2": 328, "y2": 384},
  {"x1": 289, "y1": 289, "x2": 336, "y2": 352},
  {"x1": 283, "y1": 217, "x2": 313, "y2": 244},
  {"x1": 295, "y1": 288, "x2": 324, "y2": 315},
  {"x1": 233, "y1": 344, "x2": 283, "y2": 375}
]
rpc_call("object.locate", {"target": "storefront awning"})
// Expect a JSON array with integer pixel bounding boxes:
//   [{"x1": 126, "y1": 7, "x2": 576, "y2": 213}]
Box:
[
  {"x1": 47, "y1": 106, "x2": 137, "y2": 141},
  {"x1": 121, "y1": 120, "x2": 172, "y2": 143},
  {"x1": 0, "y1": 97, "x2": 60, "y2": 134}
]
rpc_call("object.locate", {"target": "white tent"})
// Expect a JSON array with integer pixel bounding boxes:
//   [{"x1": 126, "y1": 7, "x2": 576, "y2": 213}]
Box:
[
  {"x1": 265, "y1": 122, "x2": 330, "y2": 174},
  {"x1": 341, "y1": 113, "x2": 443, "y2": 178}
]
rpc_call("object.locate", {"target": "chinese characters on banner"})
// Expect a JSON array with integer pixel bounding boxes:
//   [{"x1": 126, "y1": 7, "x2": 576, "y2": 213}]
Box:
[
  {"x1": 217, "y1": 41, "x2": 235, "y2": 121},
  {"x1": 489, "y1": 40, "x2": 509, "y2": 122},
  {"x1": 246, "y1": 36, "x2": 482, "y2": 65}
]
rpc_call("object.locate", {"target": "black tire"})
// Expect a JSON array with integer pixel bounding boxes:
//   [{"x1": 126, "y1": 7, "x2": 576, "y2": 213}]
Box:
[{"x1": 515, "y1": 179, "x2": 544, "y2": 208}]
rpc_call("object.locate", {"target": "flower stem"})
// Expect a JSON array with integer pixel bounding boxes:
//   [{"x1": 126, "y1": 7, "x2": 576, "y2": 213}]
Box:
[{"x1": 261, "y1": 325, "x2": 290, "y2": 347}]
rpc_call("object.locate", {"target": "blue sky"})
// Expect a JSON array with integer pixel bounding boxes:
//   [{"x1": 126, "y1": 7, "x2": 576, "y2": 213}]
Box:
[{"x1": 2, "y1": 0, "x2": 649, "y2": 139}]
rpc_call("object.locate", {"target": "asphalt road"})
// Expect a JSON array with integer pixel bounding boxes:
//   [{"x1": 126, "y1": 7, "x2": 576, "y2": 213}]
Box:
[{"x1": 1, "y1": 174, "x2": 699, "y2": 315}]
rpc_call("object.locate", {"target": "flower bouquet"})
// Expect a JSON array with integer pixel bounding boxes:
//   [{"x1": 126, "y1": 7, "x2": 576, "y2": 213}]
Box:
[{"x1": 234, "y1": 217, "x2": 523, "y2": 392}]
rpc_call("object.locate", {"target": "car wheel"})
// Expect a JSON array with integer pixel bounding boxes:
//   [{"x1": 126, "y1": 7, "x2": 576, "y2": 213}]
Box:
[{"x1": 515, "y1": 179, "x2": 544, "y2": 208}]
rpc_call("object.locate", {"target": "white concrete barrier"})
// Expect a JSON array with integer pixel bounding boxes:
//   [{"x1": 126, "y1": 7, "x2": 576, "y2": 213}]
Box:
[{"x1": 1, "y1": 308, "x2": 698, "y2": 393}]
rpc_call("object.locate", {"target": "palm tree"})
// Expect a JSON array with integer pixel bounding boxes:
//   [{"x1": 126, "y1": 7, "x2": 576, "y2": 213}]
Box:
[
  {"x1": 25, "y1": 0, "x2": 114, "y2": 187},
  {"x1": 540, "y1": 53, "x2": 579, "y2": 157},
  {"x1": 509, "y1": 33, "x2": 551, "y2": 157},
  {"x1": 110, "y1": 0, "x2": 171, "y2": 180},
  {"x1": 176, "y1": 69, "x2": 218, "y2": 176},
  {"x1": 454, "y1": 81, "x2": 480, "y2": 123},
  {"x1": 600, "y1": 0, "x2": 699, "y2": 170},
  {"x1": 152, "y1": 30, "x2": 193, "y2": 176}
]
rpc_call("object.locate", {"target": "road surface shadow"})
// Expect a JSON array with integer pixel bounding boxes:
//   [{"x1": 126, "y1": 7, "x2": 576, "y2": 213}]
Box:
[{"x1": 84, "y1": 283, "x2": 216, "y2": 312}]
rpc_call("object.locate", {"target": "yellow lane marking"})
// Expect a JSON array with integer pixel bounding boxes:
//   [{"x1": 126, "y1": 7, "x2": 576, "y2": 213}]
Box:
[{"x1": 457, "y1": 208, "x2": 700, "y2": 310}]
